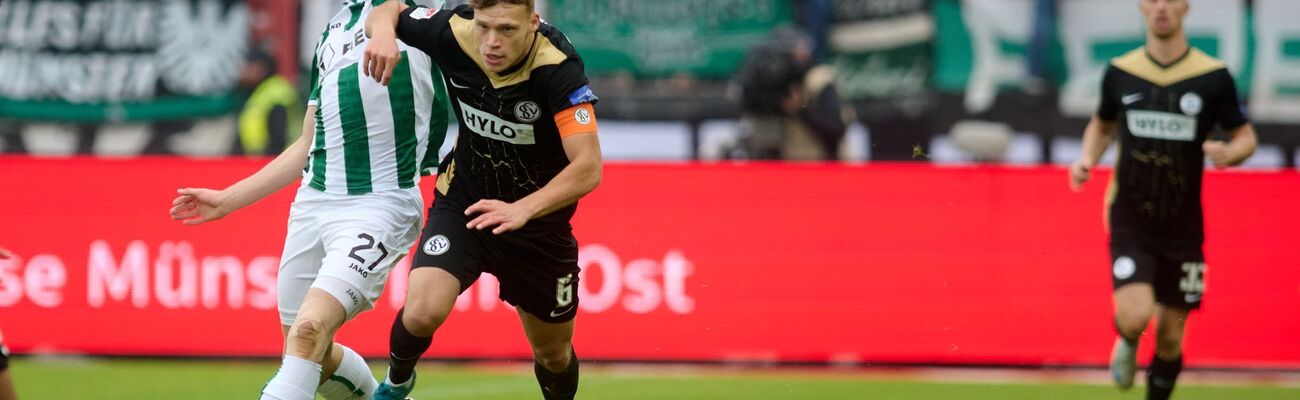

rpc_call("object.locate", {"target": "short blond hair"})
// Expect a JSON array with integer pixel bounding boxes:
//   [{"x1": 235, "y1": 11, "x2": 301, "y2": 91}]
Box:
[{"x1": 469, "y1": 0, "x2": 533, "y2": 12}]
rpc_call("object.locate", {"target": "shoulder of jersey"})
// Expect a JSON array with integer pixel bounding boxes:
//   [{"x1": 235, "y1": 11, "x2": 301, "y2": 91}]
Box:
[
  {"x1": 450, "y1": 4, "x2": 474, "y2": 19},
  {"x1": 537, "y1": 22, "x2": 582, "y2": 59},
  {"x1": 1109, "y1": 47, "x2": 1226, "y2": 86}
]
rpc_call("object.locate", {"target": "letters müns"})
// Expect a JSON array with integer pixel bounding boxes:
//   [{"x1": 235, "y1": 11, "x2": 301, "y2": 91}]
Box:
[
  {"x1": 1126, "y1": 110, "x2": 1197, "y2": 142},
  {"x1": 459, "y1": 100, "x2": 536, "y2": 145}
]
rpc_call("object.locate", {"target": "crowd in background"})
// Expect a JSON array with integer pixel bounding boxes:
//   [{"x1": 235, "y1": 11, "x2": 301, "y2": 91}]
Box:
[{"x1": 1, "y1": 0, "x2": 1296, "y2": 166}]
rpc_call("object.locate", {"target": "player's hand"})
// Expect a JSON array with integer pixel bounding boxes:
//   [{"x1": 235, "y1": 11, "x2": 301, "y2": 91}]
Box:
[
  {"x1": 362, "y1": 29, "x2": 401, "y2": 86},
  {"x1": 1069, "y1": 159, "x2": 1093, "y2": 192},
  {"x1": 1203, "y1": 140, "x2": 1231, "y2": 169},
  {"x1": 170, "y1": 188, "x2": 233, "y2": 225},
  {"x1": 464, "y1": 199, "x2": 531, "y2": 235}
]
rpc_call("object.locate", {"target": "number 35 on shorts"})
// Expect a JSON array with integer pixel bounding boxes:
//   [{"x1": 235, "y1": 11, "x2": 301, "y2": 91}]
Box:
[{"x1": 1180, "y1": 262, "x2": 1205, "y2": 294}]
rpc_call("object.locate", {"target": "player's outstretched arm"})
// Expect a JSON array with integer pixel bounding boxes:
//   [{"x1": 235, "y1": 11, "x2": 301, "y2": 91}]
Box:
[
  {"x1": 170, "y1": 106, "x2": 317, "y2": 225},
  {"x1": 1070, "y1": 115, "x2": 1118, "y2": 192},
  {"x1": 363, "y1": 0, "x2": 409, "y2": 85},
  {"x1": 466, "y1": 133, "x2": 603, "y2": 235},
  {"x1": 1204, "y1": 123, "x2": 1257, "y2": 168}
]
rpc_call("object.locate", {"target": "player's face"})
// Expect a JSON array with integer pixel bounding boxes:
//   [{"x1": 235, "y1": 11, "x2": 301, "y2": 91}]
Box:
[
  {"x1": 473, "y1": 3, "x2": 539, "y2": 74},
  {"x1": 1140, "y1": 0, "x2": 1188, "y2": 40}
]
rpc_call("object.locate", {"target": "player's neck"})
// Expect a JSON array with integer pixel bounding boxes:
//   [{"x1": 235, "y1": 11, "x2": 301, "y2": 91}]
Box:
[{"x1": 1145, "y1": 33, "x2": 1190, "y2": 67}]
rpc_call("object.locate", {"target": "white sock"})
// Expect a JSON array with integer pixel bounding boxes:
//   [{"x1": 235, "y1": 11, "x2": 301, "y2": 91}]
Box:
[
  {"x1": 261, "y1": 355, "x2": 323, "y2": 400},
  {"x1": 318, "y1": 344, "x2": 379, "y2": 400}
]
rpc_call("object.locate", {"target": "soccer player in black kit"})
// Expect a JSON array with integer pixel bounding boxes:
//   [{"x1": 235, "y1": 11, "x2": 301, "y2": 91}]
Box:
[
  {"x1": 1069, "y1": 1, "x2": 1257, "y2": 399},
  {"x1": 363, "y1": 0, "x2": 601, "y2": 399}
]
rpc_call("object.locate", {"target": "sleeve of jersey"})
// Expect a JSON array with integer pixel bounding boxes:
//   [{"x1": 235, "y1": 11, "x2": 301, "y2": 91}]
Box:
[
  {"x1": 1213, "y1": 70, "x2": 1249, "y2": 130},
  {"x1": 1096, "y1": 65, "x2": 1119, "y2": 121},
  {"x1": 555, "y1": 103, "x2": 598, "y2": 138},
  {"x1": 307, "y1": 53, "x2": 321, "y2": 107},
  {"x1": 545, "y1": 60, "x2": 599, "y2": 139},
  {"x1": 395, "y1": 5, "x2": 449, "y2": 55},
  {"x1": 306, "y1": 26, "x2": 326, "y2": 107}
]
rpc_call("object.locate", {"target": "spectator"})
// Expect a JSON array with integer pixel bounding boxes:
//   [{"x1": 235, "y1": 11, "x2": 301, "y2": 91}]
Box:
[
  {"x1": 733, "y1": 27, "x2": 847, "y2": 160},
  {"x1": 237, "y1": 45, "x2": 301, "y2": 156},
  {"x1": 830, "y1": 0, "x2": 935, "y2": 162}
]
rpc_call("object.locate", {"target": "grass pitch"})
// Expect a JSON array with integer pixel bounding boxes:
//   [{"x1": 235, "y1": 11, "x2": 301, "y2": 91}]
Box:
[{"x1": 11, "y1": 358, "x2": 1297, "y2": 399}]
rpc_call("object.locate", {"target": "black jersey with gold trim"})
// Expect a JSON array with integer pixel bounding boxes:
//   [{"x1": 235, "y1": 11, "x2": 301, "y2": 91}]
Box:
[
  {"x1": 396, "y1": 5, "x2": 598, "y2": 230},
  {"x1": 1097, "y1": 47, "x2": 1248, "y2": 241}
]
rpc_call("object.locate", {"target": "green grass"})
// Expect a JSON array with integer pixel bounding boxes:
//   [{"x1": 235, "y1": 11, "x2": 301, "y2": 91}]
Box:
[{"x1": 10, "y1": 358, "x2": 1297, "y2": 399}]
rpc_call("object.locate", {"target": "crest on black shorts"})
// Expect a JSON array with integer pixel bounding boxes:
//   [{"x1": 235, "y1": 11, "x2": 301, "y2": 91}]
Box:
[
  {"x1": 1113, "y1": 256, "x2": 1136, "y2": 279},
  {"x1": 423, "y1": 235, "x2": 450, "y2": 255}
]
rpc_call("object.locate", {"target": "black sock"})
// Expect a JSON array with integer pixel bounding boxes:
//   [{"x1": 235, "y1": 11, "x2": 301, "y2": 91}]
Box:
[
  {"x1": 0, "y1": 343, "x2": 9, "y2": 372},
  {"x1": 535, "y1": 348, "x2": 580, "y2": 400},
  {"x1": 1146, "y1": 353, "x2": 1183, "y2": 400},
  {"x1": 388, "y1": 308, "x2": 432, "y2": 385}
]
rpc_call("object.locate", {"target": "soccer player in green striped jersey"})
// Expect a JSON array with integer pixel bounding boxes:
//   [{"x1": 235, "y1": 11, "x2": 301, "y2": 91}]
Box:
[{"x1": 168, "y1": 1, "x2": 450, "y2": 399}]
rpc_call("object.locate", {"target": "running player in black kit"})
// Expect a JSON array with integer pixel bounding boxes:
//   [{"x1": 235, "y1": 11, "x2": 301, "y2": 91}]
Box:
[
  {"x1": 364, "y1": 1, "x2": 601, "y2": 399},
  {"x1": 1068, "y1": 1, "x2": 1257, "y2": 399}
]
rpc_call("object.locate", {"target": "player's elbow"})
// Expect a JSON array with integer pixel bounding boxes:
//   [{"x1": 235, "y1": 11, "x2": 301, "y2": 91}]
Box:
[{"x1": 582, "y1": 160, "x2": 602, "y2": 194}]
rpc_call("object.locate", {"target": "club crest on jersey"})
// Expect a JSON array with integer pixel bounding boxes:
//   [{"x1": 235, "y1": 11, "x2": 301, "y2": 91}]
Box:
[
  {"x1": 1180, "y1": 92, "x2": 1202, "y2": 116},
  {"x1": 515, "y1": 101, "x2": 541, "y2": 123},
  {"x1": 411, "y1": 7, "x2": 438, "y2": 20}
]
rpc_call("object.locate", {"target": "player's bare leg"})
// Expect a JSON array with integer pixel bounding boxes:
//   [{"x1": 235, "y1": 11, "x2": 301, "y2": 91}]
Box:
[
  {"x1": 1147, "y1": 306, "x2": 1189, "y2": 400},
  {"x1": 0, "y1": 370, "x2": 13, "y2": 400},
  {"x1": 261, "y1": 289, "x2": 348, "y2": 400},
  {"x1": 1111, "y1": 283, "x2": 1155, "y2": 390},
  {"x1": 519, "y1": 309, "x2": 578, "y2": 400},
  {"x1": 374, "y1": 267, "x2": 462, "y2": 400}
]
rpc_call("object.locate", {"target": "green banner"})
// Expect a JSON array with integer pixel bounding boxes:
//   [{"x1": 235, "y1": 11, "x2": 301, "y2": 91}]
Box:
[
  {"x1": 547, "y1": 0, "x2": 792, "y2": 79},
  {"x1": 930, "y1": 0, "x2": 1300, "y2": 122},
  {"x1": 0, "y1": 0, "x2": 249, "y2": 122}
]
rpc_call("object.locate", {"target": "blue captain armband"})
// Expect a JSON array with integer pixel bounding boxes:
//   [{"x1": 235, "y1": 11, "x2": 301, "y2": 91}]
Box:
[{"x1": 568, "y1": 85, "x2": 598, "y2": 106}]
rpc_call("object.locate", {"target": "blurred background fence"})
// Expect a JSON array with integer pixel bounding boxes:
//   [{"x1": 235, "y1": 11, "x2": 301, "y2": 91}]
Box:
[{"x1": 2, "y1": 0, "x2": 1298, "y2": 165}]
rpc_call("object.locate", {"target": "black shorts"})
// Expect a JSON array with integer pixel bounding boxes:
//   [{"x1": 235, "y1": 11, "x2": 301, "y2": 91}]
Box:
[
  {"x1": 412, "y1": 202, "x2": 580, "y2": 323},
  {"x1": 1110, "y1": 234, "x2": 1206, "y2": 310}
]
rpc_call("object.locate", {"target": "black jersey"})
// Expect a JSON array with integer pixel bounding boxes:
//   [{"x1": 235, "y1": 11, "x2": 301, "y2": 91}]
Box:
[
  {"x1": 1097, "y1": 47, "x2": 1248, "y2": 242},
  {"x1": 396, "y1": 5, "x2": 597, "y2": 230}
]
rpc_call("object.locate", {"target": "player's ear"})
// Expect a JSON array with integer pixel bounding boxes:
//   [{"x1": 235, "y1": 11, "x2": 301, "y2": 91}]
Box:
[{"x1": 530, "y1": 12, "x2": 539, "y2": 32}]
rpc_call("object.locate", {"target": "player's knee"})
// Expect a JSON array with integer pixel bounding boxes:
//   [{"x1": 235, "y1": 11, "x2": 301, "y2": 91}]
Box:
[
  {"x1": 401, "y1": 303, "x2": 450, "y2": 336},
  {"x1": 533, "y1": 345, "x2": 572, "y2": 373},
  {"x1": 288, "y1": 318, "x2": 327, "y2": 349},
  {"x1": 1155, "y1": 329, "x2": 1184, "y2": 356},
  {"x1": 1115, "y1": 313, "x2": 1149, "y2": 336},
  {"x1": 1115, "y1": 306, "x2": 1153, "y2": 336}
]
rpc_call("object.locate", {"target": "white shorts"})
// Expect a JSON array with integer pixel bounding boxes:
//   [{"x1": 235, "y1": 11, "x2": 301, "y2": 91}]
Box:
[{"x1": 277, "y1": 185, "x2": 423, "y2": 326}]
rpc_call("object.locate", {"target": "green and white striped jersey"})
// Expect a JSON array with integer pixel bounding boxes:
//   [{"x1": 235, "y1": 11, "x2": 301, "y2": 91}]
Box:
[{"x1": 304, "y1": 0, "x2": 450, "y2": 195}]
